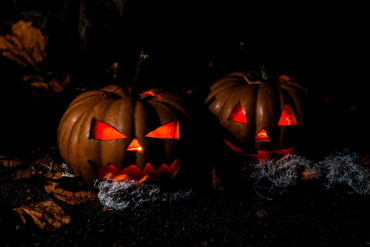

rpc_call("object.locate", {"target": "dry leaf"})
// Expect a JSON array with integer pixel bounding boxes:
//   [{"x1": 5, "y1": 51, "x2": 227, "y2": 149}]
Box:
[
  {"x1": 62, "y1": 73, "x2": 71, "y2": 86},
  {"x1": 12, "y1": 201, "x2": 71, "y2": 231},
  {"x1": 256, "y1": 209, "x2": 269, "y2": 218},
  {"x1": 0, "y1": 157, "x2": 24, "y2": 168},
  {"x1": 106, "y1": 62, "x2": 119, "y2": 79},
  {"x1": 301, "y1": 168, "x2": 315, "y2": 181},
  {"x1": 24, "y1": 75, "x2": 65, "y2": 93},
  {"x1": 0, "y1": 21, "x2": 47, "y2": 70},
  {"x1": 45, "y1": 181, "x2": 98, "y2": 205},
  {"x1": 15, "y1": 167, "x2": 34, "y2": 180},
  {"x1": 35, "y1": 156, "x2": 74, "y2": 180},
  {"x1": 361, "y1": 154, "x2": 370, "y2": 167},
  {"x1": 48, "y1": 78, "x2": 64, "y2": 93},
  {"x1": 29, "y1": 80, "x2": 51, "y2": 90},
  {"x1": 211, "y1": 166, "x2": 224, "y2": 192}
]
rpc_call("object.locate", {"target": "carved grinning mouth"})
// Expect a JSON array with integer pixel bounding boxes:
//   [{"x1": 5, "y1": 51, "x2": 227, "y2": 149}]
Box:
[
  {"x1": 93, "y1": 159, "x2": 179, "y2": 183},
  {"x1": 224, "y1": 139, "x2": 295, "y2": 161}
]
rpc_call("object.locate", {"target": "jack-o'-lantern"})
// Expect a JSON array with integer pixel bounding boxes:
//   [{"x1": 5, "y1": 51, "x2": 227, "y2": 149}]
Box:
[
  {"x1": 57, "y1": 85, "x2": 191, "y2": 183},
  {"x1": 205, "y1": 71, "x2": 308, "y2": 161}
]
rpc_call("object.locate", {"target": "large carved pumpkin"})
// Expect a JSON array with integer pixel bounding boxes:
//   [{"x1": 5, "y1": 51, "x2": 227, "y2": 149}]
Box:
[
  {"x1": 57, "y1": 85, "x2": 191, "y2": 183},
  {"x1": 205, "y1": 71, "x2": 308, "y2": 161}
]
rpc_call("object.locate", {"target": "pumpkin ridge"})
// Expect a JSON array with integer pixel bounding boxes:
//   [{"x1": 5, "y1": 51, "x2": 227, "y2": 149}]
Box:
[
  {"x1": 153, "y1": 97, "x2": 191, "y2": 119},
  {"x1": 101, "y1": 85, "x2": 131, "y2": 97},
  {"x1": 146, "y1": 101, "x2": 178, "y2": 167},
  {"x1": 64, "y1": 105, "x2": 94, "y2": 176},
  {"x1": 209, "y1": 79, "x2": 245, "y2": 97},
  {"x1": 98, "y1": 99, "x2": 125, "y2": 169},
  {"x1": 68, "y1": 99, "x2": 115, "y2": 176},
  {"x1": 212, "y1": 84, "x2": 247, "y2": 121},
  {"x1": 67, "y1": 90, "x2": 105, "y2": 105},
  {"x1": 286, "y1": 87, "x2": 305, "y2": 133},
  {"x1": 76, "y1": 100, "x2": 115, "y2": 175},
  {"x1": 63, "y1": 93, "x2": 111, "y2": 120}
]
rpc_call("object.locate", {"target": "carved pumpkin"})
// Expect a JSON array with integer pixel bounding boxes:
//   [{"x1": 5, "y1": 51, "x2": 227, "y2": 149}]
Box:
[
  {"x1": 205, "y1": 71, "x2": 308, "y2": 161},
  {"x1": 57, "y1": 85, "x2": 191, "y2": 183}
]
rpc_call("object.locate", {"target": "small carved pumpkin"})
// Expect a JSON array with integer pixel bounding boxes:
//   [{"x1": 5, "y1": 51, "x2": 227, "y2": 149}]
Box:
[
  {"x1": 205, "y1": 71, "x2": 308, "y2": 160},
  {"x1": 57, "y1": 85, "x2": 191, "y2": 183}
]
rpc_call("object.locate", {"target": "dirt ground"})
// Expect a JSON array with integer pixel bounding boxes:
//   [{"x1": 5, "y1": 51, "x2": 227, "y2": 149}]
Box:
[{"x1": 1, "y1": 156, "x2": 370, "y2": 247}]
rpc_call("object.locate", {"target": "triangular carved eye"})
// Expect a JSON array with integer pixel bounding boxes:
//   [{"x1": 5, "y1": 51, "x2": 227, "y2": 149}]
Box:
[
  {"x1": 228, "y1": 102, "x2": 247, "y2": 124},
  {"x1": 145, "y1": 121, "x2": 180, "y2": 139},
  {"x1": 91, "y1": 119, "x2": 127, "y2": 140},
  {"x1": 278, "y1": 105, "x2": 298, "y2": 126}
]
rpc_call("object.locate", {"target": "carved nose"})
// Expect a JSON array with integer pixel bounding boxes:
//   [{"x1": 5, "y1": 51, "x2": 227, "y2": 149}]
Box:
[
  {"x1": 255, "y1": 129, "x2": 270, "y2": 142},
  {"x1": 126, "y1": 138, "x2": 143, "y2": 152}
]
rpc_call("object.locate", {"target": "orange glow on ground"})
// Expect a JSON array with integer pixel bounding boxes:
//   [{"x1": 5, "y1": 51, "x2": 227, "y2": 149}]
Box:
[
  {"x1": 255, "y1": 129, "x2": 270, "y2": 142},
  {"x1": 126, "y1": 138, "x2": 143, "y2": 152},
  {"x1": 96, "y1": 159, "x2": 179, "y2": 182},
  {"x1": 140, "y1": 91, "x2": 162, "y2": 99},
  {"x1": 228, "y1": 103, "x2": 247, "y2": 124},
  {"x1": 145, "y1": 121, "x2": 180, "y2": 139},
  {"x1": 278, "y1": 105, "x2": 298, "y2": 126},
  {"x1": 224, "y1": 139, "x2": 294, "y2": 160},
  {"x1": 91, "y1": 119, "x2": 127, "y2": 140}
]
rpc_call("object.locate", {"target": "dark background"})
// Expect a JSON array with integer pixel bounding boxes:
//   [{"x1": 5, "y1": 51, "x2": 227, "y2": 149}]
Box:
[
  {"x1": 1, "y1": 2, "x2": 370, "y2": 247},
  {"x1": 0, "y1": 0, "x2": 368, "y2": 159}
]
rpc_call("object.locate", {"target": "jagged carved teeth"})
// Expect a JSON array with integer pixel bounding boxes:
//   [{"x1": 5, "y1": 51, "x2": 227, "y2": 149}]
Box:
[
  {"x1": 224, "y1": 139, "x2": 294, "y2": 160},
  {"x1": 96, "y1": 159, "x2": 179, "y2": 182}
]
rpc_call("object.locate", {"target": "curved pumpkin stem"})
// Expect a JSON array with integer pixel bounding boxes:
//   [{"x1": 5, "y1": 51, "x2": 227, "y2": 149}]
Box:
[
  {"x1": 132, "y1": 50, "x2": 149, "y2": 97},
  {"x1": 259, "y1": 63, "x2": 269, "y2": 81},
  {"x1": 242, "y1": 73, "x2": 264, "y2": 85},
  {"x1": 277, "y1": 75, "x2": 308, "y2": 93}
]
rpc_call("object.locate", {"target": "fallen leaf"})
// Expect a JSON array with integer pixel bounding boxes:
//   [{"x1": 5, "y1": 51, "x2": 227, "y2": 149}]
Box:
[
  {"x1": 44, "y1": 181, "x2": 98, "y2": 205},
  {"x1": 12, "y1": 201, "x2": 71, "y2": 231},
  {"x1": 361, "y1": 154, "x2": 370, "y2": 167},
  {"x1": 256, "y1": 209, "x2": 269, "y2": 218},
  {"x1": 35, "y1": 156, "x2": 74, "y2": 180},
  {"x1": 61, "y1": 73, "x2": 71, "y2": 86},
  {"x1": 106, "y1": 62, "x2": 119, "y2": 79},
  {"x1": 15, "y1": 167, "x2": 34, "y2": 180},
  {"x1": 301, "y1": 168, "x2": 315, "y2": 181},
  {"x1": 29, "y1": 80, "x2": 50, "y2": 91},
  {"x1": 211, "y1": 166, "x2": 224, "y2": 192},
  {"x1": 0, "y1": 21, "x2": 47, "y2": 70},
  {"x1": 48, "y1": 78, "x2": 64, "y2": 93},
  {"x1": 0, "y1": 157, "x2": 24, "y2": 168},
  {"x1": 25, "y1": 75, "x2": 64, "y2": 93},
  {"x1": 23, "y1": 75, "x2": 44, "y2": 81}
]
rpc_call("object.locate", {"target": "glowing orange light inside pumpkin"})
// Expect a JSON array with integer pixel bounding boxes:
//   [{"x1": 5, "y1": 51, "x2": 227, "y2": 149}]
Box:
[
  {"x1": 96, "y1": 160, "x2": 179, "y2": 182},
  {"x1": 140, "y1": 91, "x2": 162, "y2": 99},
  {"x1": 246, "y1": 147, "x2": 295, "y2": 160},
  {"x1": 91, "y1": 119, "x2": 127, "y2": 140},
  {"x1": 126, "y1": 138, "x2": 143, "y2": 152},
  {"x1": 145, "y1": 121, "x2": 180, "y2": 139},
  {"x1": 228, "y1": 103, "x2": 247, "y2": 124},
  {"x1": 255, "y1": 129, "x2": 270, "y2": 142},
  {"x1": 224, "y1": 139, "x2": 295, "y2": 160},
  {"x1": 278, "y1": 105, "x2": 298, "y2": 126},
  {"x1": 224, "y1": 139, "x2": 242, "y2": 153}
]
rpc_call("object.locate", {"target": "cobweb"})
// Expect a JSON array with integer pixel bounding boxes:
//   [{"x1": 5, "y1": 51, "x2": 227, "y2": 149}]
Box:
[
  {"x1": 243, "y1": 154, "x2": 312, "y2": 198},
  {"x1": 243, "y1": 150, "x2": 370, "y2": 197},
  {"x1": 96, "y1": 179, "x2": 193, "y2": 211},
  {"x1": 318, "y1": 151, "x2": 370, "y2": 195}
]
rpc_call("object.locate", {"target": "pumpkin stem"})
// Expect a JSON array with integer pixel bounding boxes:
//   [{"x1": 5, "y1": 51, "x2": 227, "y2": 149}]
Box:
[
  {"x1": 259, "y1": 63, "x2": 269, "y2": 82},
  {"x1": 132, "y1": 50, "x2": 149, "y2": 96}
]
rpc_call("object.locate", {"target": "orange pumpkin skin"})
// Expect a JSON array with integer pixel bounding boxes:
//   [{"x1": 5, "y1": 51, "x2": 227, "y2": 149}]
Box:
[
  {"x1": 205, "y1": 71, "x2": 308, "y2": 160},
  {"x1": 57, "y1": 85, "x2": 191, "y2": 183}
]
